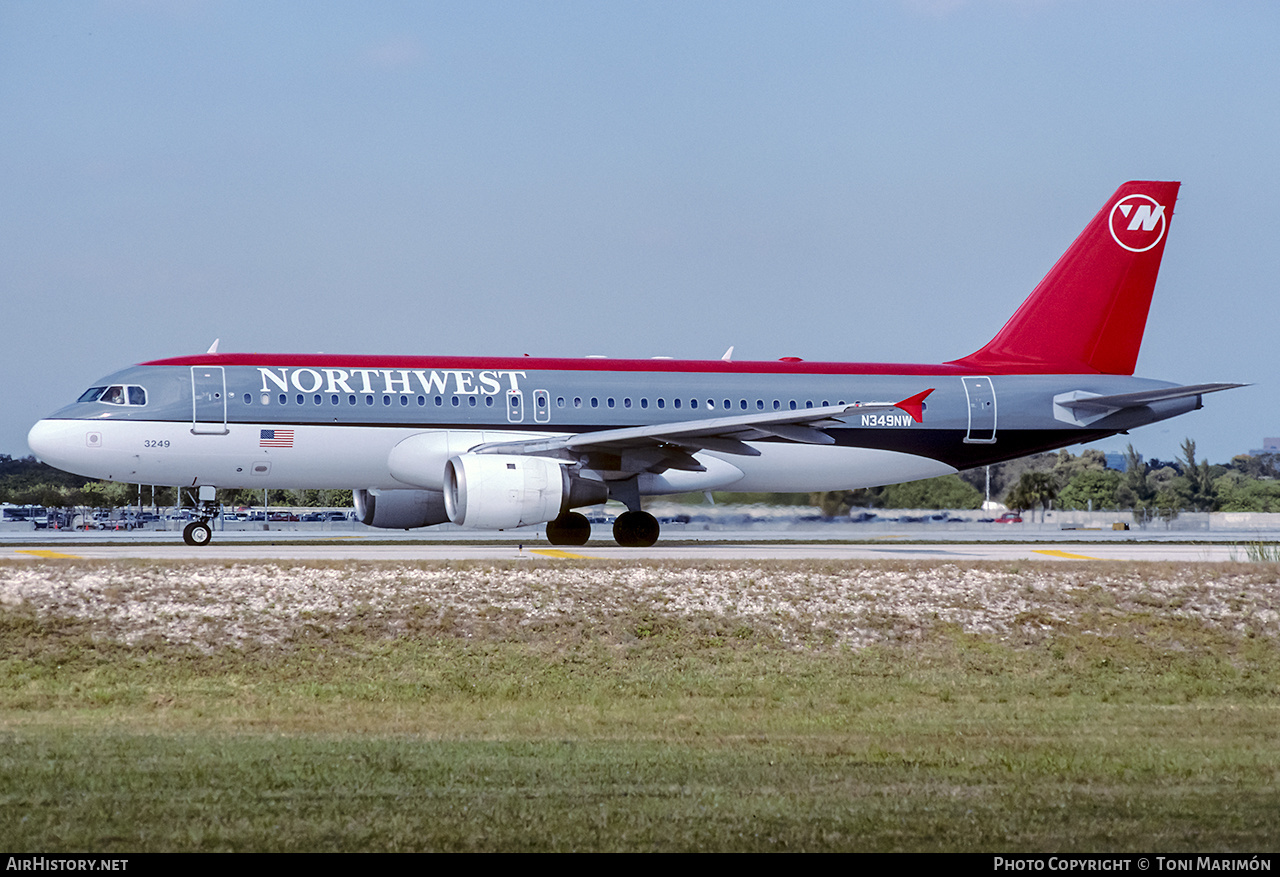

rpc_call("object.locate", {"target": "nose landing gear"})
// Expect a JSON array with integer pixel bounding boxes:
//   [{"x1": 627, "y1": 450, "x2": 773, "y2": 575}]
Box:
[
  {"x1": 182, "y1": 521, "x2": 212, "y2": 546},
  {"x1": 182, "y1": 485, "x2": 219, "y2": 546}
]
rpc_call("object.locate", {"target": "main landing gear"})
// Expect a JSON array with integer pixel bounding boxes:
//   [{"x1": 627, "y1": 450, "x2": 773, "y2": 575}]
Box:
[
  {"x1": 544, "y1": 509, "x2": 662, "y2": 547},
  {"x1": 545, "y1": 512, "x2": 592, "y2": 546},
  {"x1": 613, "y1": 511, "x2": 660, "y2": 548}
]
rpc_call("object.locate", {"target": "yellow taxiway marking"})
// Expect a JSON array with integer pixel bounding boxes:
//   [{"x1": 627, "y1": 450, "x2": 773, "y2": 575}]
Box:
[
  {"x1": 528, "y1": 548, "x2": 591, "y2": 559},
  {"x1": 14, "y1": 549, "x2": 83, "y2": 559},
  {"x1": 1033, "y1": 549, "x2": 1100, "y2": 560}
]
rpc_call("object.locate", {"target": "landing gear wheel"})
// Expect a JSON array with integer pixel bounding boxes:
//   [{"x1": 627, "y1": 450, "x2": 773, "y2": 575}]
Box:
[
  {"x1": 546, "y1": 512, "x2": 591, "y2": 546},
  {"x1": 612, "y1": 511, "x2": 660, "y2": 547},
  {"x1": 183, "y1": 521, "x2": 212, "y2": 546}
]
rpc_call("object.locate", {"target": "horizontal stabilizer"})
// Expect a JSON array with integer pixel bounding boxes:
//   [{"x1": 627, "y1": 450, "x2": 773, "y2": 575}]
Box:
[{"x1": 1058, "y1": 383, "x2": 1245, "y2": 413}]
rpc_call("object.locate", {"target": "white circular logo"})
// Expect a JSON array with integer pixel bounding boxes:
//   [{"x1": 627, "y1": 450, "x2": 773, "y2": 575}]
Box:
[{"x1": 1109, "y1": 194, "x2": 1167, "y2": 252}]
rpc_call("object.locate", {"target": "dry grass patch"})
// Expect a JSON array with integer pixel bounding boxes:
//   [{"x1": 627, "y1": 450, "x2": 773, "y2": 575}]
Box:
[{"x1": 2, "y1": 558, "x2": 1279, "y2": 850}]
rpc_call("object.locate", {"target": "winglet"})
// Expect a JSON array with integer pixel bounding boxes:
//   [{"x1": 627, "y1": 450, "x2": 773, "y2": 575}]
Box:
[
  {"x1": 721, "y1": 346, "x2": 734, "y2": 362},
  {"x1": 895, "y1": 389, "x2": 934, "y2": 423},
  {"x1": 206, "y1": 338, "x2": 220, "y2": 355}
]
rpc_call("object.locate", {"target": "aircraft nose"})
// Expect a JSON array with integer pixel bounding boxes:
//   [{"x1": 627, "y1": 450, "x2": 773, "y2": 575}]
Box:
[
  {"x1": 27, "y1": 419, "x2": 57, "y2": 461},
  {"x1": 27, "y1": 419, "x2": 83, "y2": 470}
]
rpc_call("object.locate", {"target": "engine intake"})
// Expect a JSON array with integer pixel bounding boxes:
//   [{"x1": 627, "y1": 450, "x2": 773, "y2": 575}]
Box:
[{"x1": 444, "y1": 454, "x2": 603, "y2": 530}]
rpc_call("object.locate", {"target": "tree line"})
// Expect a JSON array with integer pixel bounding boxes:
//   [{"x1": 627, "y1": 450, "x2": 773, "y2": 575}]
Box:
[
  {"x1": 0, "y1": 456, "x2": 352, "y2": 511},
  {"x1": 811, "y1": 440, "x2": 1280, "y2": 518}
]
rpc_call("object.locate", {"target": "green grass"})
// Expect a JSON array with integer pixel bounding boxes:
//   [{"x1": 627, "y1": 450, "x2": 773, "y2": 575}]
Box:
[
  {"x1": 1235, "y1": 541, "x2": 1280, "y2": 563},
  {"x1": 1, "y1": 560, "x2": 1279, "y2": 851}
]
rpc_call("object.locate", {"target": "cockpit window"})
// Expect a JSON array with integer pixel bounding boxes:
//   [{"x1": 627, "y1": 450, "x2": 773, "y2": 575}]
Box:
[{"x1": 80, "y1": 384, "x2": 147, "y2": 406}]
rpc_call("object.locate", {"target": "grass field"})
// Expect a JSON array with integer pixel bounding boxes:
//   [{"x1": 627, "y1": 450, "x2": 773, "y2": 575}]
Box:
[{"x1": 1, "y1": 558, "x2": 1278, "y2": 852}]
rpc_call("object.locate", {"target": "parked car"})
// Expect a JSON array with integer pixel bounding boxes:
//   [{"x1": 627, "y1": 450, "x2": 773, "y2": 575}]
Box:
[{"x1": 994, "y1": 512, "x2": 1023, "y2": 523}]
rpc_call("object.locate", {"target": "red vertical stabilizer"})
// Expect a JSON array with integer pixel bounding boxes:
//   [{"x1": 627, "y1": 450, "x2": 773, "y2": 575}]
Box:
[{"x1": 949, "y1": 181, "x2": 1180, "y2": 375}]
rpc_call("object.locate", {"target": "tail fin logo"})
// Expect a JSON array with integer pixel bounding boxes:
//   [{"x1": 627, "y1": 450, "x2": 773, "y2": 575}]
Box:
[{"x1": 1109, "y1": 194, "x2": 1168, "y2": 252}]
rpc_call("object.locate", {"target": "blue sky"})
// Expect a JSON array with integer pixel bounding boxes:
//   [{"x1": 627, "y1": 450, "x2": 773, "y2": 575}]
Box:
[{"x1": 3, "y1": 1, "x2": 1277, "y2": 466}]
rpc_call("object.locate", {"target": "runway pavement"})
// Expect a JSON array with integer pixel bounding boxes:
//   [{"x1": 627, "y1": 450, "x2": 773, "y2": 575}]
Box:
[{"x1": 2, "y1": 528, "x2": 1270, "y2": 562}]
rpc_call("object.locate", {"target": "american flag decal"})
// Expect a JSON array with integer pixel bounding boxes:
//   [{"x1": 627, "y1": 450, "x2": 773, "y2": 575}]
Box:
[{"x1": 260, "y1": 429, "x2": 294, "y2": 448}]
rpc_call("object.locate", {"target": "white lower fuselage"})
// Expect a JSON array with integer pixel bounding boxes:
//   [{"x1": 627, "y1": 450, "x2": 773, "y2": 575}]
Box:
[{"x1": 27, "y1": 417, "x2": 957, "y2": 494}]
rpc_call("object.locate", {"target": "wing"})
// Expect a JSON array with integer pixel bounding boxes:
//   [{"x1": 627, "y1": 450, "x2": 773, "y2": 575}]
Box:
[{"x1": 470, "y1": 390, "x2": 934, "y2": 474}]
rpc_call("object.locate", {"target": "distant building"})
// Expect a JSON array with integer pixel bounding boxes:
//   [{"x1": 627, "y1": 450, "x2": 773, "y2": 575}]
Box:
[
  {"x1": 1247, "y1": 438, "x2": 1280, "y2": 456},
  {"x1": 1104, "y1": 451, "x2": 1138, "y2": 472}
]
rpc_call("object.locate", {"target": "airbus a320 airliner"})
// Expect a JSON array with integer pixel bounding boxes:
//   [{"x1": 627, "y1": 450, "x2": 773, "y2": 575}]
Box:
[{"x1": 28, "y1": 181, "x2": 1242, "y2": 547}]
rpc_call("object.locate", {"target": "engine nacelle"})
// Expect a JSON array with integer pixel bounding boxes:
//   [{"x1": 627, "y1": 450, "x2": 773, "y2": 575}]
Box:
[
  {"x1": 353, "y1": 488, "x2": 449, "y2": 530},
  {"x1": 443, "y1": 454, "x2": 573, "y2": 530},
  {"x1": 388, "y1": 430, "x2": 554, "y2": 489}
]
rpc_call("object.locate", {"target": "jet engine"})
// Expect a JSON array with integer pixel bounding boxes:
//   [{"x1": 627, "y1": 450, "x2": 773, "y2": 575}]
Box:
[
  {"x1": 353, "y1": 488, "x2": 449, "y2": 530},
  {"x1": 443, "y1": 453, "x2": 606, "y2": 530}
]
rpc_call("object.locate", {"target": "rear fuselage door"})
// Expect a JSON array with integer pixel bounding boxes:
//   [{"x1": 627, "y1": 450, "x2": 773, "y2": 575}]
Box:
[
  {"x1": 962, "y1": 376, "x2": 997, "y2": 443},
  {"x1": 191, "y1": 366, "x2": 229, "y2": 435}
]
